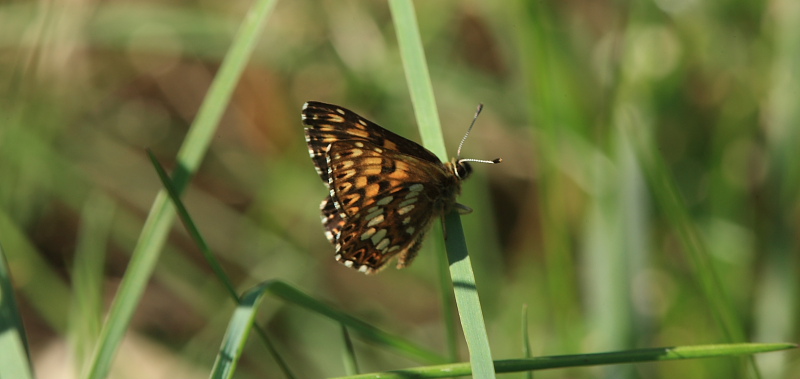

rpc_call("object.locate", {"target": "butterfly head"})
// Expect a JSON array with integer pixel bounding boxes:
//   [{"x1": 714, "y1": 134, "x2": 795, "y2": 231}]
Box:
[
  {"x1": 452, "y1": 103, "x2": 502, "y2": 180},
  {"x1": 451, "y1": 159, "x2": 473, "y2": 180}
]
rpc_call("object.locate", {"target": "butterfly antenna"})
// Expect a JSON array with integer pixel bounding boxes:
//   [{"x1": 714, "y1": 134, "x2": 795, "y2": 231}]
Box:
[{"x1": 456, "y1": 104, "x2": 503, "y2": 165}]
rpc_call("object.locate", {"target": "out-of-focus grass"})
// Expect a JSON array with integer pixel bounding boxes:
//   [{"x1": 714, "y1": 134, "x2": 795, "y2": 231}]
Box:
[{"x1": 0, "y1": 1, "x2": 797, "y2": 378}]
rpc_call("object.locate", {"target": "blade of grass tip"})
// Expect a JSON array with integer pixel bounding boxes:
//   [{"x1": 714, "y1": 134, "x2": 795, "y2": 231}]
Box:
[
  {"x1": 148, "y1": 150, "x2": 296, "y2": 379},
  {"x1": 389, "y1": 1, "x2": 495, "y2": 377},
  {"x1": 0, "y1": 244, "x2": 35, "y2": 379},
  {"x1": 341, "y1": 325, "x2": 360, "y2": 375},
  {"x1": 210, "y1": 283, "x2": 270, "y2": 379},
  {"x1": 146, "y1": 150, "x2": 238, "y2": 300},
  {"x1": 522, "y1": 305, "x2": 533, "y2": 379},
  {"x1": 83, "y1": 2, "x2": 278, "y2": 378}
]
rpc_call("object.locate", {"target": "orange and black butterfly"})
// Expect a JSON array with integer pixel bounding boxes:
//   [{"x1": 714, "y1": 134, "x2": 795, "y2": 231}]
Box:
[{"x1": 302, "y1": 102, "x2": 499, "y2": 274}]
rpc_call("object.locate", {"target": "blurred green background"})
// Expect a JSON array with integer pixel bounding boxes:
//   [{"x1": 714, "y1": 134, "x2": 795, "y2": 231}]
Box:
[{"x1": 2, "y1": 0, "x2": 798, "y2": 378}]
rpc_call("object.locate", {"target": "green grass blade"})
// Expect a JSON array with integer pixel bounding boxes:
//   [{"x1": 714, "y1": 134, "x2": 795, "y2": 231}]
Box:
[
  {"x1": 388, "y1": 0, "x2": 446, "y2": 158},
  {"x1": 442, "y1": 212, "x2": 495, "y2": 378},
  {"x1": 146, "y1": 150, "x2": 239, "y2": 300},
  {"x1": 330, "y1": 343, "x2": 797, "y2": 379},
  {"x1": 433, "y1": 225, "x2": 458, "y2": 362},
  {"x1": 754, "y1": 2, "x2": 800, "y2": 377},
  {"x1": 521, "y1": 305, "x2": 532, "y2": 379},
  {"x1": 69, "y1": 194, "x2": 116, "y2": 373},
  {"x1": 0, "y1": 210, "x2": 71, "y2": 332},
  {"x1": 389, "y1": 1, "x2": 495, "y2": 377},
  {"x1": 626, "y1": 120, "x2": 745, "y2": 344},
  {"x1": 340, "y1": 325, "x2": 360, "y2": 375},
  {"x1": 209, "y1": 284, "x2": 268, "y2": 379},
  {"x1": 0, "y1": 244, "x2": 35, "y2": 379},
  {"x1": 82, "y1": 1, "x2": 278, "y2": 378},
  {"x1": 148, "y1": 149, "x2": 296, "y2": 378},
  {"x1": 512, "y1": 0, "x2": 582, "y2": 353}
]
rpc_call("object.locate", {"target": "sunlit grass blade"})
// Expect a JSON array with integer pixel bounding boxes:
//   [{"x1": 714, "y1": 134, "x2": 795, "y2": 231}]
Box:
[
  {"x1": 0, "y1": 244, "x2": 35, "y2": 379},
  {"x1": 389, "y1": 1, "x2": 495, "y2": 377},
  {"x1": 330, "y1": 343, "x2": 797, "y2": 379},
  {"x1": 82, "y1": 1, "x2": 278, "y2": 378}
]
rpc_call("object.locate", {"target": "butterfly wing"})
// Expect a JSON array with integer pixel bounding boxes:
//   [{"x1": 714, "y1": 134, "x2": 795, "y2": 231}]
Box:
[
  {"x1": 323, "y1": 140, "x2": 455, "y2": 274},
  {"x1": 302, "y1": 101, "x2": 441, "y2": 183}
]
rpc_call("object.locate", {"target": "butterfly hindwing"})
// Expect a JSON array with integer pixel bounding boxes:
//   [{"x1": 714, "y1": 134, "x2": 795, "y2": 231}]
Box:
[{"x1": 324, "y1": 140, "x2": 449, "y2": 273}]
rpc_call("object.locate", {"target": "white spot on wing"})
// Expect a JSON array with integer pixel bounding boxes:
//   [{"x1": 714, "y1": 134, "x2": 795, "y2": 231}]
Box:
[
  {"x1": 367, "y1": 214, "x2": 385, "y2": 227},
  {"x1": 398, "y1": 205, "x2": 415, "y2": 215},
  {"x1": 370, "y1": 229, "x2": 387, "y2": 245},
  {"x1": 409, "y1": 183, "x2": 424, "y2": 192},
  {"x1": 361, "y1": 228, "x2": 376, "y2": 240},
  {"x1": 375, "y1": 238, "x2": 390, "y2": 251},
  {"x1": 377, "y1": 196, "x2": 394, "y2": 206},
  {"x1": 399, "y1": 198, "x2": 418, "y2": 207}
]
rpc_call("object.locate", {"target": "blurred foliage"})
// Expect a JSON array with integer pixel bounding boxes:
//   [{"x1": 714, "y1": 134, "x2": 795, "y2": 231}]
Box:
[{"x1": 1, "y1": 0, "x2": 798, "y2": 378}]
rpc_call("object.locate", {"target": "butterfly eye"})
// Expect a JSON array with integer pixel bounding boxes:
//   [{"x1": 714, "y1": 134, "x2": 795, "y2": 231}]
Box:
[{"x1": 455, "y1": 161, "x2": 472, "y2": 179}]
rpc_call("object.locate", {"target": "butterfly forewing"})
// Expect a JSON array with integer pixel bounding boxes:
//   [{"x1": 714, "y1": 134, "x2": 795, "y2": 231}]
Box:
[
  {"x1": 302, "y1": 101, "x2": 468, "y2": 274},
  {"x1": 303, "y1": 101, "x2": 441, "y2": 183}
]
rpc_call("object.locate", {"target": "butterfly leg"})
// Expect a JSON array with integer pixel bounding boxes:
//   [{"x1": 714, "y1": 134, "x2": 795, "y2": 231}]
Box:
[
  {"x1": 396, "y1": 233, "x2": 425, "y2": 268},
  {"x1": 454, "y1": 203, "x2": 472, "y2": 214}
]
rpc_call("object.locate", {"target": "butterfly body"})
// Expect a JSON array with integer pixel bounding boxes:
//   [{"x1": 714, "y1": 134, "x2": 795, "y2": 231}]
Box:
[{"x1": 302, "y1": 101, "x2": 475, "y2": 274}]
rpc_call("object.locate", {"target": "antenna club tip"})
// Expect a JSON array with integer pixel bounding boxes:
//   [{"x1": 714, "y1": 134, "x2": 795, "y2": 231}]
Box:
[{"x1": 492, "y1": 158, "x2": 503, "y2": 164}]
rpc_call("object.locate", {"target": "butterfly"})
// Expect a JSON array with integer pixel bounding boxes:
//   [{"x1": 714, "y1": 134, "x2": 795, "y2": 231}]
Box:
[{"x1": 302, "y1": 101, "x2": 500, "y2": 274}]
